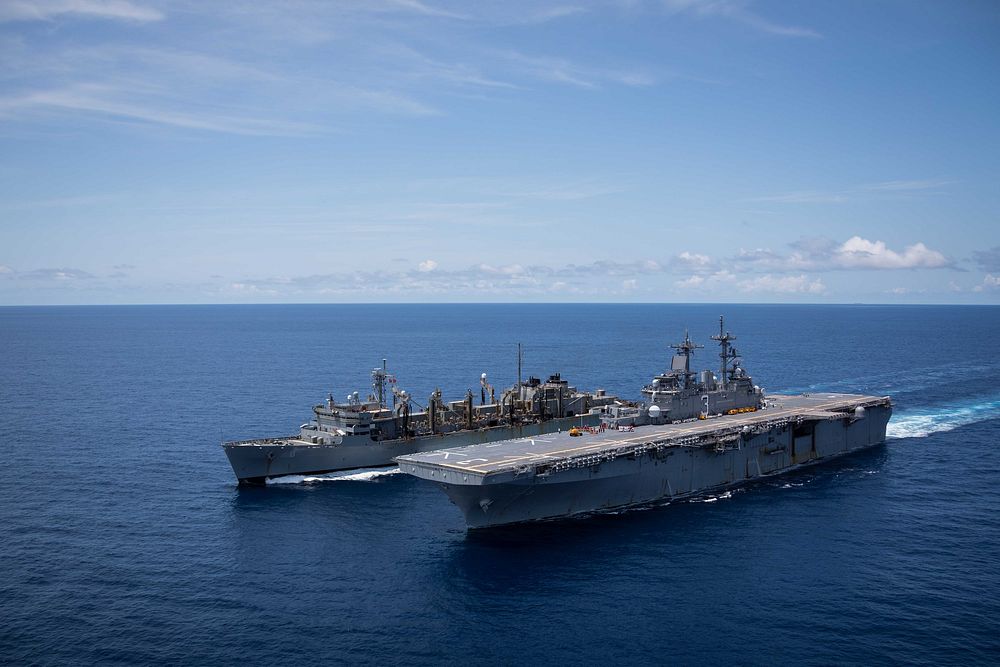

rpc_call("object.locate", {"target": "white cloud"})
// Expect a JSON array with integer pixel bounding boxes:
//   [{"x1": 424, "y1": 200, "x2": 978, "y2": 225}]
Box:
[
  {"x1": 386, "y1": 0, "x2": 466, "y2": 19},
  {"x1": 738, "y1": 274, "x2": 825, "y2": 294},
  {"x1": 661, "y1": 0, "x2": 820, "y2": 38},
  {"x1": 973, "y1": 274, "x2": 1000, "y2": 292},
  {"x1": 674, "y1": 269, "x2": 735, "y2": 289},
  {"x1": 228, "y1": 282, "x2": 278, "y2": 295},
  {"x1": 675, "y1": 275, "x2": 704, "y2": 288},
  {"x1": 733, "y1": 236, "x2": 952, "y2": 272},
  {"x1": 675, "y1": 251, "x2": 711, "y2": 268},
  {"x1": 478, "y1": 263, "x2": 524, "y2": 275},
  {"x1": 0, "y1": 85, "x2": 328, "y2": 136},
  {"x1": 749, "y1": 190, "x2": 848, "y2": 204},
  {"x1": 417, "y1": 259, "x2": 439, "y2": 272},
  {"x1": 749, "y1": 177, "x2": 953, "y2": 204},
  {"x1": 622, "y1": 278, "x2": 638, "y2": 290},
  {"x1": 19, "y1": 267, "x2": 95, "y2": 281},
  {"x1": 0, "y1": 0, "x2": 163, "y2": 23},
  {"x1": 860, "y1": 179, "x2": 953, "y2": 192},
  {"x1": 885, "y1": 286, "x2": 926, "y2": 296},
  {"x1": 0, "y1": 3, "x2": 666, "y2": 138},
  {"x1": 494, "y1": 49, "x2": 654, "y2": 89},
  {"x1": 835, "y1": 236, "x2": 949, "y2": 270}
]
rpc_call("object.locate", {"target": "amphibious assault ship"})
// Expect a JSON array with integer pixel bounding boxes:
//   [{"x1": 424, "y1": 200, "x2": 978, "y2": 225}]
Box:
[
  {"x1": 397, "y1": 318, "x2": 892, "y2": 528},
  {"x1": 223, "y1": 360, "x2": 619, "y2": 484}
]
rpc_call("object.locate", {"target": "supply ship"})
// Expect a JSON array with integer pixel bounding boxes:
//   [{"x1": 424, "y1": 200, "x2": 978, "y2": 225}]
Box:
[
  {"x1": 396, "y1": 318, "x2": 892, "y2": 528},
  {"x1": 223, "y1": 359, "x2": 619, "y2": 484}
]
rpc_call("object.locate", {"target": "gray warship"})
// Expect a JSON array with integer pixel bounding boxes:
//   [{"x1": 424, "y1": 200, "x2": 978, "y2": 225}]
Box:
[
  {"x1": 223, "y1": 359, "x2": 619, "y2": 484},
  {"x1": 397, "y1": 317, "x2": 893, "y2": 528}
]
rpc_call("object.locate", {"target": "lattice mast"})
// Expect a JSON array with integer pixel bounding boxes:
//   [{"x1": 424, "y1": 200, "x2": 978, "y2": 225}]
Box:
[
  {"x1": 711, "y1": 316, "x2": 740, "y2": 385},
  {"x1": 670, "y1": 330, "x2": 703, "y2": 388}
]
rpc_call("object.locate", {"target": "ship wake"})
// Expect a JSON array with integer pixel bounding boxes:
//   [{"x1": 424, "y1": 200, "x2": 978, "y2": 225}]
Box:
[
  {"x1": 887, "y1": 397, "x2": 1000, "y2": 439},
  {"x1": 265, "y1": 467, "x2": 403, "y2": 485}
]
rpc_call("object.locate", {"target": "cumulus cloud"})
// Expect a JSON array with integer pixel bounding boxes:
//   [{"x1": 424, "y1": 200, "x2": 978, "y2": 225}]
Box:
[
  {"x1": 733, "y1": 236, "x2": 952, "y2": 272},
  {"x1": 674, "y1": 270, "x2": 735, "y2": 289},
  {"x1": 835, "y1": 236, "x2": 949, "y2": 269},
  {"x1": 228, "y1": 282, "x2": 278, "y2": 295},
  {"x1": 738, "y1": 274, "x2": 825, "y2": 294},
  {"x1": 973, "y1": 274, "x2": 1000, "y2": 293},
  {"x1": 224, "y1": 258, "x2": 679, "y2": 298},
  {"x1": 885, "y1": 286, "x2": 925, "y2": 296},
  {"x1": 673, "y1": 251, "x2": 711, "y2": 270}
]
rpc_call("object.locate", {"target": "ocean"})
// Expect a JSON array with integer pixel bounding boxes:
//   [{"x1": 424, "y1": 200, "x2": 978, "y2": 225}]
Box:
[{"x1": 2, "y1": 304, "x2": 998, "y2": 665}]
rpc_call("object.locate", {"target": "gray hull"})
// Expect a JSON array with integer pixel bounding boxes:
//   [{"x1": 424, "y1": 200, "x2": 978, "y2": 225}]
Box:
[
  {"x1": 398, "y1": 395, "x2": 891, "y2": 528},
  {"x1": 224, "y1": 414, "x2": 598, "y2": 483}
]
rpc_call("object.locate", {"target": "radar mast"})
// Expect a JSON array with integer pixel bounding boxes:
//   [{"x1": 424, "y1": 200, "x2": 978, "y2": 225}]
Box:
[
  {"x1": 670, "y1": 330, "x2": 703, "y2": 388},
  {"x1": 711, "y1": 316, "x2": 740, "y2": 385}
]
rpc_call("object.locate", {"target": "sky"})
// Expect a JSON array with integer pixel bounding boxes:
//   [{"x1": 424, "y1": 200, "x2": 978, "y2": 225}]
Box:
[{"x1": 1, "y1": 0, "x2": 999, "y2": 305}]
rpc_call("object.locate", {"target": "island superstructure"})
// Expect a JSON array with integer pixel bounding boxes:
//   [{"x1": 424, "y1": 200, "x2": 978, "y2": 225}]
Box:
[
  {"x1": 396, "y1": 318, "x2": 892, "y2": 528},
  {"x1": 223, "y1": 360, "x2": 619, "y2": 484}
]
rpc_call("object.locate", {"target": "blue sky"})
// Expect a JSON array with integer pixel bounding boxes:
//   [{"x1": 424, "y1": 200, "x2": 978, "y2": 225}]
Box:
[{"x1": 1, "y1": 0, "x2": 998, "y2": 304}]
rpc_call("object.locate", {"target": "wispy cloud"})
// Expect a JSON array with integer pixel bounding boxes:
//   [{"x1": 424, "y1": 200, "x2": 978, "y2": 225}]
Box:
[
  {"x1": 973, "y1": 246, "x2": 1000, "y2": 273},
  {"x1": 748, "y1": 177, "x2": 954, "y2": 204},
  {"x1": 0, "y1": 3, "x2": 661, "y2": 137},
  {"x1": 15, "y1": 267, "x2": 96, "y2": 281},
  {"x1": 521, "y1": 5, "x2": 589, "y2": 24},
  {"x1": 494, "y1": 49, "x2": 655, "y2": 88},
  {"x1": 661, "y1": 0, "x2": 820, "y2": 38},
  {"x1": 386, "y1": 0, "x2": 467, "y2": 19},
  {"x1": 860, "y1": 178, "x2": 955, "y2": 192},
  {"x1": 0, "y1": 84, "x2": 328, "y2": 136},
  {"x1": 748, "y1": 190, "x2": 848, "y2": 204},
  {"x1": 0, "y1": 0, "x2": 163, "y2": 23}
]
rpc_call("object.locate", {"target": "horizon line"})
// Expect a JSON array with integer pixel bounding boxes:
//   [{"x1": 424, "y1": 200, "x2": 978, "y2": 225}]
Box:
[{"x1": 0, "y1": 301, "x2": 993, "y2": 308}]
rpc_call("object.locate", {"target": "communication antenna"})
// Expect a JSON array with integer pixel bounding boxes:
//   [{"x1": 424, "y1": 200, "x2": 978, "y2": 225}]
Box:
[
  {"x1": 517, "y1": 343, "x2": 523, "y2": 387},
  {"x1": 710, "y1": 316, "x2": 740, "y2": 384},
  {"x1": 670, "y1": 329, "x2": 703, "y2": 387},
  {"x1": 371, "y1": 359, "x2": 388, "y2": 408}
]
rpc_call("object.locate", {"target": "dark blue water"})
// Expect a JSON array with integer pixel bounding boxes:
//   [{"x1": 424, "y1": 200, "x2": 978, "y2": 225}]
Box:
[{"x1": 2, "y1": 304, "x2": 999, "y2": 665}]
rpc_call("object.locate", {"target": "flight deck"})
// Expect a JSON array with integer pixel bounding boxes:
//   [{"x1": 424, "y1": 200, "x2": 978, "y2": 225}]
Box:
[{"x1": 397, "y1": 393, "x2": 889, "y2": 481}]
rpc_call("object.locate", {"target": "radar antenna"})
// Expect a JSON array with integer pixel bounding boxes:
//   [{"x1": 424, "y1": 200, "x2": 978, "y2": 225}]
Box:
[
  {"x1": 670, "y1": 329, "x2": 703, "y2": 387},
  {"x1": 710, "y1": 316, "x2": 740, "y2": 385}
]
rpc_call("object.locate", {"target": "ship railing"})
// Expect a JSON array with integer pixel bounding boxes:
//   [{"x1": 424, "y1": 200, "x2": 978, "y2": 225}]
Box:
[
  {"x1": 511, "y1": 418, "x2": 800, "y2": 474},
  {"x1": 224, "y1": 435, "x2": 300, "y2": 446}
]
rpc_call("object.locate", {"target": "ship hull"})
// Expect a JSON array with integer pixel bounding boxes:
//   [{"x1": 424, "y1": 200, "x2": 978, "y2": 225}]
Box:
[
  {"x1": 224, "y1": 414, "x2": 599, "y2": 484},
  {"x1": 423, "y1": 403, "x2": 891, "y2": 528}
]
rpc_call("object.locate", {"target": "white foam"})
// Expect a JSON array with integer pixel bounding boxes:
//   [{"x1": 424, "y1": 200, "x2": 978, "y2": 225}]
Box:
[
  {"x1": 693, "y1": 490, "x2": 734, "y2": 503},
  {"x1": 887, "y1": 398, "x2": 1000, "y2": 439},
  {"x1": 266, "y1": 467, "x2": 403, "y2": 485}
]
